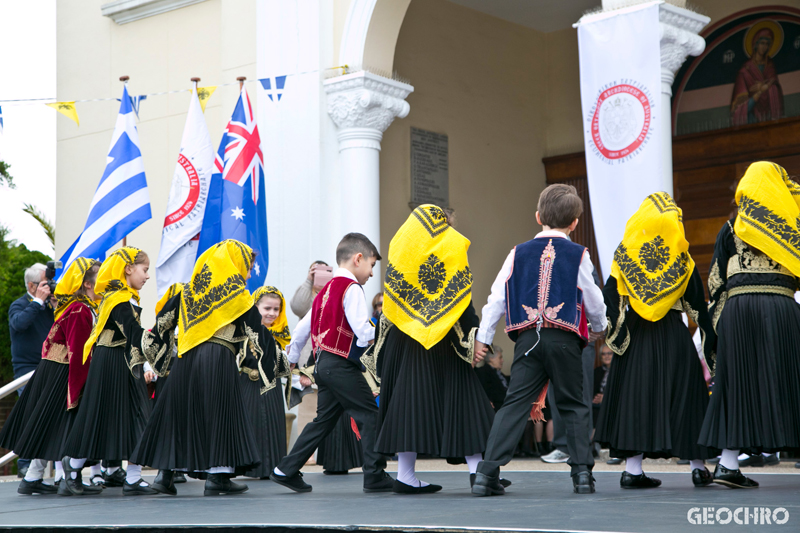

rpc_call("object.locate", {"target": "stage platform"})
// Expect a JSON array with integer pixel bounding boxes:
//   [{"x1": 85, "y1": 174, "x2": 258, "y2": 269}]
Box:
[{"x1": 0, "y1": 470, "x2": 798, "y2": 533}]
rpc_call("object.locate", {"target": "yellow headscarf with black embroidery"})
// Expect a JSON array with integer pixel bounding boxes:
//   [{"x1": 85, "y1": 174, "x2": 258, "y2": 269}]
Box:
[
  {"x1": 155, "y1": 282, "x2": 184, "y2": 315},
  {"x1": 178, "y1": 239, "x2": 253, "y2": 355},
  {"x1": 253, "y1": 286, "x2": 291, "y2": 350},
  {"x1": 611, "y1": 192, "x2": 695, "y2": 322},
  {"x1": 83, "y1": 247, "x2": 143, "y2": 362},
  {"x1": 734, "y1": 161, "x2": 800, "y2": 277},
  {"x1": 383, "y1": 205, "x2": 472, "y2": 350},
  {"x1": 54, "y1": 257, "x2": 100, "y2": 321}
]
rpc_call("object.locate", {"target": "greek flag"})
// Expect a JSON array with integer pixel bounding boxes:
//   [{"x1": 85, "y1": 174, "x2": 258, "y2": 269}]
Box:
[{"x1": 60, "y1": 86, "x2": 151, "y2": 268}]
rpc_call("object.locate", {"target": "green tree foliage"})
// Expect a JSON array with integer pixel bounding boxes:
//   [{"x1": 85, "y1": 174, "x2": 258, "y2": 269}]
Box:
[
  {"x1": 22, "y1": 203, "x2": 55, "y2": 249},
  {"x1": 0, "y1": 226, "x2": 51, "y2": 383},
  {"x1": 0, "y1": 160, "x2": 15, "y2": 189}
]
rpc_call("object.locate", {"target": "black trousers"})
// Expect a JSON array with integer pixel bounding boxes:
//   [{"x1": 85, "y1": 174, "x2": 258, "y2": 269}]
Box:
[
  {"x1": 478, "y1": 328, "x2": 594, "y2": 477},
  {"x1": 276, "y1": 352, "x2": 386, "y2": 483}
]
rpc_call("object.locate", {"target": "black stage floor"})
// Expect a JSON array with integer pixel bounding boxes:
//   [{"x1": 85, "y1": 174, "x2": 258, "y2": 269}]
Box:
[{"x1": 0, "y1": 471, "x2": 798, "y2": 532}]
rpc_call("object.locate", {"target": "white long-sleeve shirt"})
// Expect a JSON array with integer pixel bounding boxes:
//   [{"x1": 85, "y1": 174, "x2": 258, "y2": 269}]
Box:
[
  {"x1": 286, "y1": 268, "x2": 374, "y2": 364},
  {"x1": 476, "y1": 230, "x2": 607, "y2": 345}
]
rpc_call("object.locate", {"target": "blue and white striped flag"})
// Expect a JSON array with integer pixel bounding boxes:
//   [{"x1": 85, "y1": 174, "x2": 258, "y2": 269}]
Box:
[
  {"x1": 60, "y1": 86, "x2": 151, "y2": 269},
  {"x1": 0, "y1": 105, "x2": 4, "y2": 135}
]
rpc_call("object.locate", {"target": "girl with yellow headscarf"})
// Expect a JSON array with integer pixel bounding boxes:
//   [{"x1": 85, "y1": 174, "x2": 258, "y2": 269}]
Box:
[
  {"x1": 595, "y1": 193, "x2": 717, "y2": 490},
  {"x1": 238, "y1": 286, "x2": 291, "y2": 478},
  {"x1": 698, "y1": 162, "x2": 800, "y2": 490},
  {"x1": 61, "y1": 247, "x2": 157, "y2": 496},
  {"x1": 129, "y1": 240, "x2": 289, "y2": 496},
  {"x1": 0, "y1": 258, "x2": 99, "y2": 495},
  {"x1": 366, "y1": 205, "x2": 495, "y2": 494}
]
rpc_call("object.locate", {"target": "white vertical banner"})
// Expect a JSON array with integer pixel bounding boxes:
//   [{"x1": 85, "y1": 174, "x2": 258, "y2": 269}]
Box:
[
  {"x1": 155, "y1": 88, "x2": 213, "y2": 296},
  {"x1": 578, "y1": 2, "x2": 663, "y2": 278}
]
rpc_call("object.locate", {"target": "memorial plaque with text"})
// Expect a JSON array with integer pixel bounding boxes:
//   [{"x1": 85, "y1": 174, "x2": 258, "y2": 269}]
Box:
[{"x1": 410, "y1": 127, "x2": 448, "y2": 208}]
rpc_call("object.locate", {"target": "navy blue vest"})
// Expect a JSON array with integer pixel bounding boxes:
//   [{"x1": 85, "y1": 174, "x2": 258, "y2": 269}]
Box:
[{"x1": 504, "y1": 237, "x2": 588, "y2": 342}]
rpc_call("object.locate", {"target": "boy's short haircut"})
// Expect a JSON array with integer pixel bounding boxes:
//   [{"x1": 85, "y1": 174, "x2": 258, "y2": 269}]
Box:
[
  {"x1": 336, "y1": 233, "x2": 381, "y2": 264},
  {"x1": 537, "y1": 184, "x2": 583, "y2": 229}
]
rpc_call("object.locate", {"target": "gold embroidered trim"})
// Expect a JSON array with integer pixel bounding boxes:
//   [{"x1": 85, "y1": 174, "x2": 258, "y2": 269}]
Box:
[
  {"x1": 708, "y1": 260, "x2": 724, "y2": 297},
  {"x1": 142, "y1": 309, "x2": 177, "y2": 377},
  {"x1": 680, "y1": 298, "x2": 714, "y2": 378},
  {"x1": 206, "y1": 337, "x2": 237, "y2": 354},
  {"x1": 241, "y1": 366, "x2": 260, "y2": 381},
  {"x1": 361, "y1": 314, "x2": 393, "y2": 386},
  {"x1": 43, "y1": 343, "x2": 69, "y2": 364},
  {"x1": 97, "y1": 330, "x2": 125, "y2": 347},
  {"x1": 727, "y1": 285, "x2": 795, "y2": 298},
  {"x1": 605, "y1": 294, "x2": 630, "y2": 356},
  {"x1": 450, "y1": 321, "x2": 476, "y2": 365},
  {"x1": 711, "y1": 292, "x2": 727, "y2": 332},
  {"x1": 729, "y1": 235, "x2": 793, "y2": 277}
]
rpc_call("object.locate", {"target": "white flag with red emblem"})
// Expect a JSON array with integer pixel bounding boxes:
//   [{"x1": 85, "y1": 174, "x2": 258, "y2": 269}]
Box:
[
  {"x1": 577, "y1": 2, "x2": 663, "y2": 277},
  {"x1": 156, "y1": 88, "x2": 214, "y2": 296}
]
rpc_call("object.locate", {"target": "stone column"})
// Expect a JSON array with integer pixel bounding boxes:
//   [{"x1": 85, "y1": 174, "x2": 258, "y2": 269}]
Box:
[
  {"x1": 601, "y1": 0, "x2": 709, "y2": 195},
  {"x1": 323, "y1": 70, "x2": 414, "y2": 296}
]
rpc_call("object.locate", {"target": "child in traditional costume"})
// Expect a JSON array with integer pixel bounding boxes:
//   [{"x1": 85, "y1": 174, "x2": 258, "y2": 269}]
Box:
[
  {"x1": 594, "y1": 193, "x2": 717, "y2": 489},
  {"x1": 130, "y1": 240, "x2": 287, "y2": 496},
  {"x1": 61, "y1": 248, "x2": 155, "y2": 496},
  {"x1": 242, "y1": 286, "x2": 291, "y2": 478},
  {"x1": 472, "y1": 184, "x2": 607, "y2": 495},
  {"x1": 0, "y1": 259, "x2": 100, "y2": 495},
  {"x1": 366, "y1": 205, "x2": 496, "y2": 494},
  {"x1": 699, "y1": 162, "x2": 800, "y2": 489},
  {"x1": 271, "y1": 233, "x2": 394, "y2": 494}
]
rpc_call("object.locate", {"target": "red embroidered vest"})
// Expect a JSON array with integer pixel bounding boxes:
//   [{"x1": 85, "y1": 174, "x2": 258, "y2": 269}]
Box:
[{"x1": 310, "y1": 276, "x2": 358, "y2": 359}]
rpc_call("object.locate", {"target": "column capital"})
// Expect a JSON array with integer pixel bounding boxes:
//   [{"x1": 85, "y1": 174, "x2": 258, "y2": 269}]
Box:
[
  {"x1": 659, "y1": 3, "x2": 709, "y2": 91},
  {"x1": 323, "y1": 70, "x2": 414, "y2": 133}
]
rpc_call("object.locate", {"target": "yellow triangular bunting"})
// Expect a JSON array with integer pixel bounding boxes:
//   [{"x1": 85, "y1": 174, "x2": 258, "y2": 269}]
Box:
[
  {"x1": 195, "y1": 86, "x2": 217, "y2": 113},
  {"x1": 46, "y1": 101, "x2": 79, "y2": 126}
]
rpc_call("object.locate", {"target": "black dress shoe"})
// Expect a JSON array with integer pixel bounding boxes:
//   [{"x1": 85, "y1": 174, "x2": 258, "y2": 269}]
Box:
[
  {"x1": 606, "y1": 458, "x2": 623, "y2": 465},
  {"x1": 204, "y1": 474, "x2": 248, "y2": 496},
  {"x1": 712, "y1": 464, "x2": 759, "y2": 489},
  {"x1": 271, "y1": 471, "x2": 312, "y2": 492},
  {"x1": 84, "y1": 480, "x2": 104, "y2": 494},
  {"x1": 620, "y1": 471, "x2": 661, "y2": 489},
  {"x1": 323, "y1": 470, "x2": 349, "y2": 475},
  {"x1": 173, "y1": 471, "x2": 187, "y2": 483},
  {"x1": 363, "y1": 472, "x2": 394, "y2": 492},
  {"x1": 18, "y1": 479, "x2": 57, "y2": 495},
  {"x1": 738, "y1": 454, "x2": 765, "y2": 467},
  {"x1": 151, "y1": 470, "x2": 177, "y2": 496},
  {"x1": 61, "y1": 475, "x2": 85, "y2": 496},
  {"x1": 692, "y1": 467, "x2": 713, "y2": 487},
  {"x1": 763, "y1": 453, "x2": 780, "y2": 466},
  {"x1": 392, "y1": 479, "x2": 442, "y2": 494},
  {"x1": 471, "y1": 472, "x2": 505, "y2": 496},
  {"x1": 123, "y1": 479, "x2": 159, "y2": 496},
  {"x1": 572, "y1": 471, "x2": 595, "y2": 494},
  {"x1": 102, "y1": 468, "x2": 127, "y2": 487},
  {"x1": 469, "y1": 473, "x2": 511, "y2": 488}
]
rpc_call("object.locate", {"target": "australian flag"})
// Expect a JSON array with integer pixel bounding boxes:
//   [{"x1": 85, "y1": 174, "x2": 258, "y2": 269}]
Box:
[{"x1": 197, "y1": 88, "x2": 268, "y2": 290}]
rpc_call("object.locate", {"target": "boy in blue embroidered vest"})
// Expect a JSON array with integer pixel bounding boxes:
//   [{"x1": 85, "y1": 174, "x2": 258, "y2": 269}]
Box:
[
  {"x1": 472, "y1": 184, "x2": 607, "y2": 496},
  {"x1": 271, "y1": 233, "x2": 394, "y2": 494}
]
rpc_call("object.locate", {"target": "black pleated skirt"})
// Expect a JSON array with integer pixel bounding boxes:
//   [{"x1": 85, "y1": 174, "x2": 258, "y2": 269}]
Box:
[
  {"x1": 240, "y1": 373, "x2": 287, "y2": 478},
  {"x1": 0, "y1": 361, "x2": 74, "y2": 461},
  {"x1": 316, "y1": 412, "x2": 363, "y2": 472},
  {"x1": 375, "y1": 328, "x2": 495, "y2": 457},
  {"x1": 130, "y1": 342, "x2": 261, "y2": 475},
  {"x1": 595, "y1": 310, "x2": 714, "y2": 460},
  {"x1": 62, "y1": 346, "x2": 151, "y2": 461},
  {"x1": 699, "y1": 293, "x2": 800, "y2": 453}
]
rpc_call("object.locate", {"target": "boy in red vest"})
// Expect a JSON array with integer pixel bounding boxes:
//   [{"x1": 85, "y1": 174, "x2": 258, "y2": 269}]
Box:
[
  {"x1": 271, "y1": 233, "x2": 394, "y2": 493},
  {"x1": 471, "y1": 184, "x2": 607, "y2": 495}
]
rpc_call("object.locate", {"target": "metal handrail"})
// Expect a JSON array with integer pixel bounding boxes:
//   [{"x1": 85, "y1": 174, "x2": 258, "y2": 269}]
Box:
[{"x1": 0, "y1": 370, "x2": 34, "y2": 469}]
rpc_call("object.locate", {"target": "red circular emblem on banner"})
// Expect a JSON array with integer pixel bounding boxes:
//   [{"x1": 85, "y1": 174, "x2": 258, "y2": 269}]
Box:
[
  {"x1": 590, "y1": 84, "x2": 651, "y2": 160},
  {"x1": 164, "y1": 154, "x2": 201, "y2": 225}
]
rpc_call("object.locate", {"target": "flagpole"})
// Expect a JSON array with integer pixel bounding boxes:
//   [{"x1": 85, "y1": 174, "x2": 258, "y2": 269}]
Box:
[
  {"x1": 237, "y1": 76, "x2": 246, "y2": 90},
  {"x1": 120, "y1": 75, "x2": 129, "y2": 248}
]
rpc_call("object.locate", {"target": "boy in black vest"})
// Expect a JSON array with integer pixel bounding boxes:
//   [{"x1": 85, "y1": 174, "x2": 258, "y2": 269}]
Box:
[{"x1": 472, "y1": 184, "x2": 607, "y2": 495}]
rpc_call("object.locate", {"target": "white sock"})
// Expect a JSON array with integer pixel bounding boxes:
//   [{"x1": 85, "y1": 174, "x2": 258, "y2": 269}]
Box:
[
  {"x1": 126, "y1": 464, "x2": 145, "y2": 485},
  {"x1": 106, "y1": 466, "x2": 119, "y2": 475},
  {"x1": 689, "y1": 459, "x2": 704, "y2": 471},
  {"x1": 54, "y1": 461, "x2": 64, "y2": 482},
  {"x1": 625, "y1": 454, "x2": 643, "y2": 476},
  {"x1": 69, "y1": 458, "x2": 86, "y2": 479},
  {"x1": 206, "y1": 466, "x2": 234, "y2": 474},
  {"x1": 90, "y1": 464, "x2": 102, "y2": 477},
  {"x1": 24, "y1": 459, "x2": 47, "y2": 482},
  {"x1": 762, "y1": 451, "x2": 779, "y2": 458},
  {"x1": 397, "y1": 451, "x2": 428, "y2": 487},
  {"x1": 273, "y1": 467, "x2": 286, "y2": 477},
  {"x1": 720, "y1": 449, "x2": 740, "y2": 470},
  {"x1": 738, "y1": 452, "x2": 749, "y2": 460},
  {"x1": 465, "y1": 453, "x2": 482, "y2": 475}
]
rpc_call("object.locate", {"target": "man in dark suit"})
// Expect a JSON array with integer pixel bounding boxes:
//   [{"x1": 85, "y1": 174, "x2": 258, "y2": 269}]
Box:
[
  {"x1": 475, "y1": 345, "x2": 508, "y2": 412},
  {"x1": 8, "y1": 263, "x2": 55, "y2": 477}
]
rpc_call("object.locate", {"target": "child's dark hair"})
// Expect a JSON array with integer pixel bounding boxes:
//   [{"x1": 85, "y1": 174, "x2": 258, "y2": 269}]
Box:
[
  {"x1": 133, "y1": 250, "x2": 149, "y2": 264},
  {"x1": 336, "y1": 233, "x2": 381, "y2": 264},
  {"x1": 537, "y1": 184, "x2": 583, "y2": 229},
  {"x1": 75, "y1": 262, "x2": 101, "y2": 298}
]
